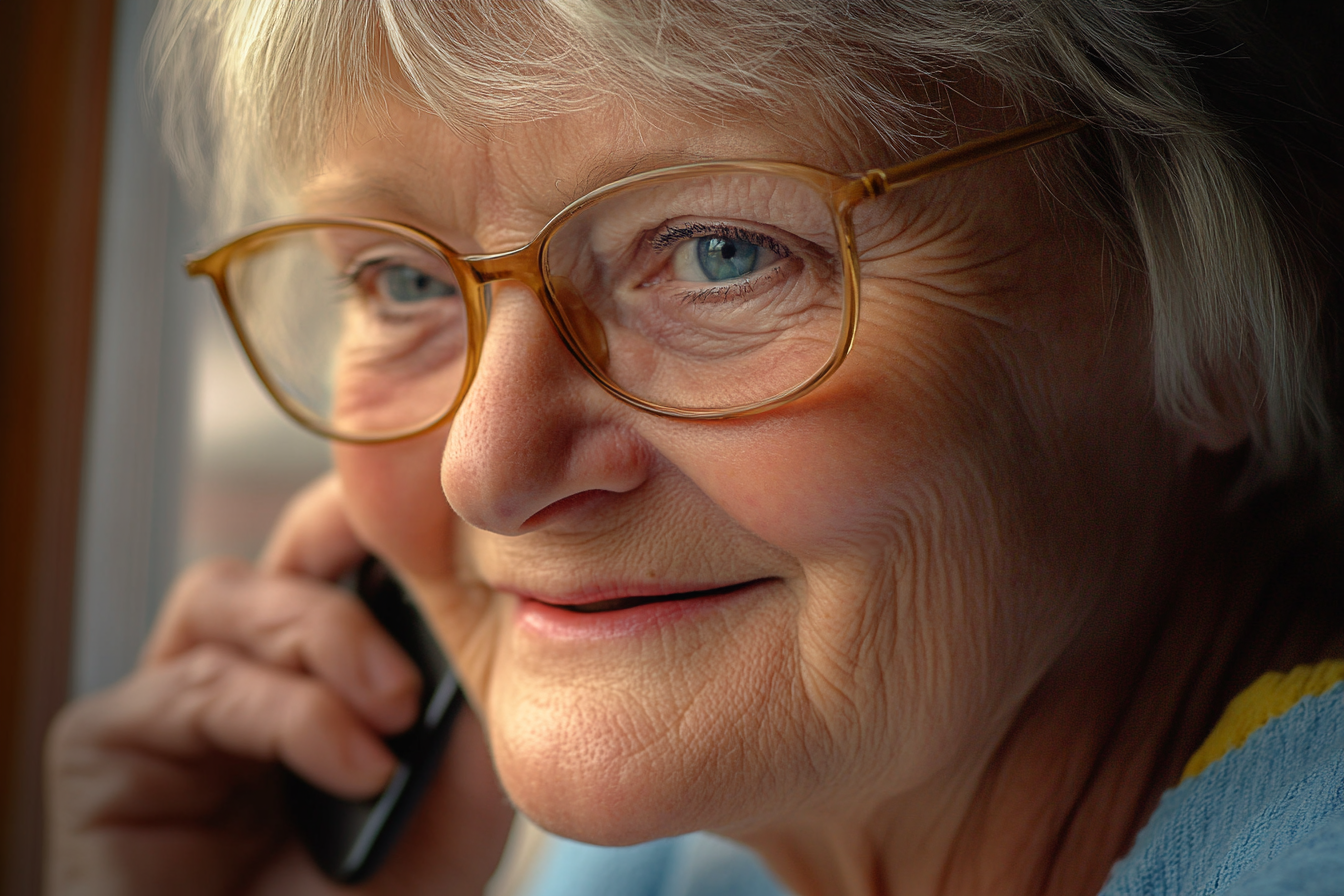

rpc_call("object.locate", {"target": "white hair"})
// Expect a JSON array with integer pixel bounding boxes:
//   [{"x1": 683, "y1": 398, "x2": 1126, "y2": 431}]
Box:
[{"x1": 149, "y1": 0, "x2": 1340, "y2": 489}]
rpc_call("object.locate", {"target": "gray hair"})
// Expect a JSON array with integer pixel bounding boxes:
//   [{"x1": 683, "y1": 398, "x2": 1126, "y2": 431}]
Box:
[{"x1": 149, "y1": 0, "x2": 1341, "y2": 489}]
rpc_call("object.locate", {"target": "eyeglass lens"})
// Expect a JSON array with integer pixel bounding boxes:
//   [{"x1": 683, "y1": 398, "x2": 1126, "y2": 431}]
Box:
[{"x1": 222, "y1": 171, "x2": 848, "y2": 439}]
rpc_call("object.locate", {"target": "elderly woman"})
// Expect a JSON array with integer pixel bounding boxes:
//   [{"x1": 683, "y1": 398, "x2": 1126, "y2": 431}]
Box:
[{"x1": 45, "y1": 1, "x2": 1344, "y2": 894}]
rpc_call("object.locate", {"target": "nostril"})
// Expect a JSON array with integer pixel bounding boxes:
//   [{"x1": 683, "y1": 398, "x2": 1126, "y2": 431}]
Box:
[{"x1": 520, "y1": 489, "x2": 615, "y2": 531}]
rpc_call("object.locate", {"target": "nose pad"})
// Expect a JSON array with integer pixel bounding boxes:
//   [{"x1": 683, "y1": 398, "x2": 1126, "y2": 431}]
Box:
[{"x1": 546, "y1": 275, "x2": 610, "y2": 371}]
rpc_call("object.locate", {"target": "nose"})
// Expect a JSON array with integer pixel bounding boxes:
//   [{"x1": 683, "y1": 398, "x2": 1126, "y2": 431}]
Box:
[{"x1": 439, "y1": 281, "x2": 652, "y2": 534}]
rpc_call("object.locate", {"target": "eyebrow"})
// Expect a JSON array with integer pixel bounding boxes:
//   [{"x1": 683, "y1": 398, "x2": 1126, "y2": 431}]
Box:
[
  {"x1": 558, "y1": 149, "x2": 720, "y2": 204},
  {"x1": 300, "y1": 175, "x2": 437, "y2": 217}
]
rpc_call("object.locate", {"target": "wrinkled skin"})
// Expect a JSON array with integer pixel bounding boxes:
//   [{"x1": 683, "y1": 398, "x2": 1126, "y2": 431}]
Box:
[{"x1": 46, "y1": 97, "x2": 1239, "y2": 896}]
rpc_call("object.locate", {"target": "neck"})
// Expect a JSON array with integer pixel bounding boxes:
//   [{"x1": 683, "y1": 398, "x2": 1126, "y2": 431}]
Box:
[{"x1": 740, "y1": 462, "x2": 1342, "y2": 896}]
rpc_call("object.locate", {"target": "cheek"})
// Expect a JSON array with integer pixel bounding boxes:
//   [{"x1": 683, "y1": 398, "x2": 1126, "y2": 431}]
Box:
[
  {"x1": 332, "y1": 433, "x2": 457, "y2": 580},
  {"x1": 334, "y1": 435, "x2": 509, "y2": 718},
  {"x1": 651, "y1": 296, "x2": 1127, "y2": 725},
  {"x1": 653, "y1": 302, "x2": 1008, "y2": 565},
  {"x1": 672, "y1": 420, "x2": 904, "y2": 563}
]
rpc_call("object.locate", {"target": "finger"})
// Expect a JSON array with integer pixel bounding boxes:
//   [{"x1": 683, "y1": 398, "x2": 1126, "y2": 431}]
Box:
[
  {"x1": 142, "y1": 560, "x2": 419, "y2": 734},
  {"x1": 89, "y1": 645, "x2": 399, "y2": 800},
  {"x1": 49, "y1": 699, "x2": 269, "y2": 824},
  {"x1": 46, "y1": 699, "x2": 288, "y2": 896},
  {"x1": 260, "y1": 472, "x2": 367, "y2": 580}
]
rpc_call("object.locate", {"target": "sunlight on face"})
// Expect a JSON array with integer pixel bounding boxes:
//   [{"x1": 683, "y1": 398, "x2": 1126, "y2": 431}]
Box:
[{"x1": 315, "y1": 99, "x2": 1181, "y2": 844}]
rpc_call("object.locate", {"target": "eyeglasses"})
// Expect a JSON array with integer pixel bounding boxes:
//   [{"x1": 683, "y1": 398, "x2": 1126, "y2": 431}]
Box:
[{"x1": 186, "y1": 116, "x2": 1083, "y2": 443}]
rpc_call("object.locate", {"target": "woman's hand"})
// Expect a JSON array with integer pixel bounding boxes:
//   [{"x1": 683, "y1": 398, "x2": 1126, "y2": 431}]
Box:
[{"x1": 44, "y1": 475, "x2": 514, "y2": 896}]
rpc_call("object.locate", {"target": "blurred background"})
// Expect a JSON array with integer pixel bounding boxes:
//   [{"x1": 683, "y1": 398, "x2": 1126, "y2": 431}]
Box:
[
  {"x1": 0, "y1": 2, "x2": 326, "y2": 892},
  {"x1": 73, "y1": 0, "x2": 332, "y2": 697},
  {"x1": 70, "y1": 0, "x2": 337, "y2": 685}
]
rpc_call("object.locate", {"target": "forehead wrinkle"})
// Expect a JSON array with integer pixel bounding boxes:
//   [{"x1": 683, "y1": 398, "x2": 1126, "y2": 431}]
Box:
[
  {"x1": 301, "y1": 175, "x2": 437, "y2": 220},
  {"x1": 302, "y1": 100, "x2": 886, "y2": 254},
  {"x1": 549, "y1": 113, "x2": 880, "y2": 204},
  {"x1": 559, "y1": 150, "x2": 718, "y2": 203},
  {"x1": 301, "y1": 148, "x2": 494, "y2": 249},
  {"x1": 478, "y1": 101, "x2": 825, "y2": 212}
]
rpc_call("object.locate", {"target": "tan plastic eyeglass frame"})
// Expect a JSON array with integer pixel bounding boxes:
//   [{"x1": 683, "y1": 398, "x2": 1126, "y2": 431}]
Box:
[{"x1": 186, "y1": 116, "x2": 1084, "y2": 444}]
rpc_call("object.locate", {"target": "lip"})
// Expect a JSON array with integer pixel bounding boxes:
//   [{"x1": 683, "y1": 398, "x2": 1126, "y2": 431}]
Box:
[{"x1": 509, "y1": 578, "x2": 773, "y2": 640}]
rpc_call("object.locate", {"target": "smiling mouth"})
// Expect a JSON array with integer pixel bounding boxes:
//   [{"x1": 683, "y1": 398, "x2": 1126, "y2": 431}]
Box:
[{"x1": 548, "y1": 579, "x2": 771, "y2": 613}]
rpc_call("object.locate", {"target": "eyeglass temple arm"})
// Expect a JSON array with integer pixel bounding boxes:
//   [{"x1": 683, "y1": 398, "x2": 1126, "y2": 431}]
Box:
[{"x1": 855, "y1": 116, "x2": 1086, "y2": 201}]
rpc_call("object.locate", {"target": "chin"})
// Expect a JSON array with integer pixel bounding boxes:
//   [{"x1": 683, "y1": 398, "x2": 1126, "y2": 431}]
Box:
[
  {"x1": 490, "y1": 714, "x2": 709, "y2": 845},
  {"x1": 482, "y1": 668, "x2": 795, "y2": 847}
]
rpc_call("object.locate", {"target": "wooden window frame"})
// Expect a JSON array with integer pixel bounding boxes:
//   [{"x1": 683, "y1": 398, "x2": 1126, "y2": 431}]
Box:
[{"x1": 0, "y1": 1, "x2": 117, "y2": 893}]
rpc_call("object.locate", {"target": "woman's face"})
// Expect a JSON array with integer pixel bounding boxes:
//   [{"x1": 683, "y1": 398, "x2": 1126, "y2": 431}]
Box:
[{"x1": 310, "y1": 99, "x2": 1185, "y2": 843}]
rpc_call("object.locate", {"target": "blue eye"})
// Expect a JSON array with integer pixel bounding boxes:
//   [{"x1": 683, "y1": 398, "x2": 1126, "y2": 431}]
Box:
[
  {"x1": 696, "y1": 236, "x2": 758, "y2": 281},
  {"x1": 375, "y1": 264, "x2": 458, "y2": 303},
  {"x1": 666, "y1": 231, "x2": 781, "y2": 284}
]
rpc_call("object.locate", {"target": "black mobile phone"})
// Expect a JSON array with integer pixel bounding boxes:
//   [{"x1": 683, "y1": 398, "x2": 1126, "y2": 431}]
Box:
[{"x1": 283, "y1": 557, "x2": 464, "y2": 884}]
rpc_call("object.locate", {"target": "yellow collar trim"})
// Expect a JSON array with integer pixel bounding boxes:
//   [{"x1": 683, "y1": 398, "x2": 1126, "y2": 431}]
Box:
[{"x1": 1182, "y1": 660, "x2": 1344, "y2": 782}]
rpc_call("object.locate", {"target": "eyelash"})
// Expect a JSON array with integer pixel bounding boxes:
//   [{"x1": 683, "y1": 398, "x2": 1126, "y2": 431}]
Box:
[
  {"x1": 648, "y1": 222, "x2": 792, "y2": 261},
  {"x1": 334, "y1": 258, "x2": 416, "y2": 317},
  {"x1": 345, "y1": 255, "x2": 395, "y2": 279},
  {"x1": 677, "y1": 267, "x2": 788, "y2": 305},
  {"x1": 647, "y1": 222, "x2": 793, "y2": 304}
]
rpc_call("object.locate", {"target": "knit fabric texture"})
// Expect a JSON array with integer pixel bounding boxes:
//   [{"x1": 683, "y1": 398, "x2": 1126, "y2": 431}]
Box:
[
  {"x1": 1099, "y1": 679, "x2": 1344, "y2": 895},
  {"x1": 1183, "y1": 662, "x2": 1344, "y2": 781}
]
